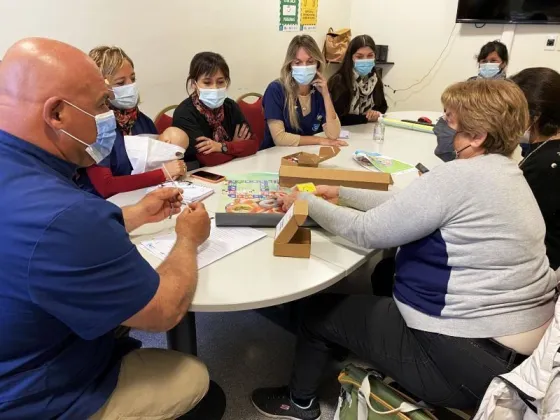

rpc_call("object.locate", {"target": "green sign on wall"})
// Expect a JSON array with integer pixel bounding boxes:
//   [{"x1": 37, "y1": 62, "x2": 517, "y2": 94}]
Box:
[{"x1": 279, "y1": 0, "x2": 300, "y2": 32}]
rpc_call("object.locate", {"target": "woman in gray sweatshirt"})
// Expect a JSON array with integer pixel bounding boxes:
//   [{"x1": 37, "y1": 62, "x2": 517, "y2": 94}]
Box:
[{"x1": 252, "y1": 79, "x2": 558, "y2": 420}]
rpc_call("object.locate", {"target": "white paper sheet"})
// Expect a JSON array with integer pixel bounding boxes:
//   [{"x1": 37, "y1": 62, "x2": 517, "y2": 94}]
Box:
[
  {"x1": 124, "y1": 135, "x2": 186, "y2": 175},
  {"x1": 139, "y1": 221, "x2": 266, "y2": 269}
]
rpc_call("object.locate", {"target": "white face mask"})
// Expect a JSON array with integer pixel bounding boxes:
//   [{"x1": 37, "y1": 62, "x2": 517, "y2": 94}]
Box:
[
  {"x1": 197, "y1": 87, "x2": 227, "y2": 109},
  {"x1": 110, "y1": 82, "x2": 140, "y2": 110}
]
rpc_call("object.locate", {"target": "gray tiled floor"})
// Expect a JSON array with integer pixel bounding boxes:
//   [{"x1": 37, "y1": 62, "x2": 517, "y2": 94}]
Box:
[
  {"x1": 132, "y1": 262, "x2": 379, "y2": 420},
  {"x1": 133, "y1": 310, "x2": 341, "y2": 420}
]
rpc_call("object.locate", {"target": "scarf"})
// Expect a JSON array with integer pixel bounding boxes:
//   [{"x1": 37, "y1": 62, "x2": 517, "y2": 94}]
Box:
[
  {"x1": 110, "y1": 105, "x2": 139, "y2": 135},
  {"x1": 349, "y1": 70, "x2": 377, "y2": 115},
  {"x1": 192, "y1": 93, "x2": 229, "y2": 143}
]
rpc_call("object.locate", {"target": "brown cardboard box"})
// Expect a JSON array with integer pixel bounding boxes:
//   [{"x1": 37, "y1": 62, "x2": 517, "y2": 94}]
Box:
[
  {"x1": 281, "y1": 146, "x2": 340, "y2": 167},
  {"x1": 273, "y1": 200, "x2": 311, "y2": 258},
  {"x1": 279, "y1": 165, "x2": 393, "y2": 191}
]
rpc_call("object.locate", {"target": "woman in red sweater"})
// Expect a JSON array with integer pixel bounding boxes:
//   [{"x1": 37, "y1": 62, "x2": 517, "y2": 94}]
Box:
[
  {"x1": 172, "y1": 52, "x2": 259, "y2": 167},
  {"x1": 76, "y1": 46, "x2": 185, "y2": 198}
]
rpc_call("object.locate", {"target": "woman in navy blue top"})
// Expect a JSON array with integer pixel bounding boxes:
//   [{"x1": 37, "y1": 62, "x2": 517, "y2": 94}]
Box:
[
  {"x1": 261, "y1": 35, "x2": 346, "y2": 150},
  {"x1": 76, "y1": 46, "x2": 186, "y2": 198}
]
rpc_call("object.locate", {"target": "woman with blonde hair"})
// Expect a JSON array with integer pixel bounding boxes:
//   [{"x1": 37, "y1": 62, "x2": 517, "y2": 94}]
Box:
[
  {"x1": 252, "y1": 79, "x2": 557, "y2": 419},
  {"x1": 76, "y1": 46, "x2": 185, "y2": 197},
  {"x1": 260, "y1": 35, "x2": 346, "y2": 150}
]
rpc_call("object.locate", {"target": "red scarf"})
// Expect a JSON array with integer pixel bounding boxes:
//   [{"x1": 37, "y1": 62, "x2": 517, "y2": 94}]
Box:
[
  {"x1": 110, "y1": 105, "x2": 139, "y2": 135},
  {"x1": 192, "y1": 93, "x2": 229, "y2": 143}
]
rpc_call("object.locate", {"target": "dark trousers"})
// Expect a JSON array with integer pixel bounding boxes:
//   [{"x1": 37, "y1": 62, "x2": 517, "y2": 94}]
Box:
[{"x1": 289, "y1": 294, "x2": 525, "y2": 409}]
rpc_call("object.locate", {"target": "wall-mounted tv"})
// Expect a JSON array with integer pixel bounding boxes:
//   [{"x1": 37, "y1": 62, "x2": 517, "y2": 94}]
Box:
[{"x1": 457, "y1": 0, "x2": 560, "y2": 25}]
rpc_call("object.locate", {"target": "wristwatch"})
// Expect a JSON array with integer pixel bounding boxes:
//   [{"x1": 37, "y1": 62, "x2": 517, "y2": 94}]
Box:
[{"x1": 221, "y1": 143, "x2": 228, "y2": 154}]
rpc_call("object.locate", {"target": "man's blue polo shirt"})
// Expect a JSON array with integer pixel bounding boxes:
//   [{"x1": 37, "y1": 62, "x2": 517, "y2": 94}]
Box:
[{"x1": 0, "y1": 129, "x2": 160, "y2": 419}]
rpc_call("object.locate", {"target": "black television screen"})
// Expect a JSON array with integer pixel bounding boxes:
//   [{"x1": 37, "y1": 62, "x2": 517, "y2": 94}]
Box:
[{"x1": 457, "y1": 0, "x2": 560, "y2": 24}]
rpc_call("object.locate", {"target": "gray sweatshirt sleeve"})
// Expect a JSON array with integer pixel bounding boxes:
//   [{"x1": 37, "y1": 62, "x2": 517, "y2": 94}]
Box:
[
  {"x1": 303, "y1": 174, "x2": 448, "y2": 249},
  {"x1": 339, "y1": 187, "x2": 397, "y2": 211}
]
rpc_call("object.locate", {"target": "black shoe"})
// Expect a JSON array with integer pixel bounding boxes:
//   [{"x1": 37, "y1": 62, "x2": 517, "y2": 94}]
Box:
[
  {"x1": 251, "y1": 386, "x2": 320, "y2": 420},
  {"x1": 178, "y1": 380, "x2": 226, "y2": 420}
]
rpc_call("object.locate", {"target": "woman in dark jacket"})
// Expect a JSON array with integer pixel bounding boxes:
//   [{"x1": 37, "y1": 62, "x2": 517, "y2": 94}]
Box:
[
  {"x1": 172, "y1": 52, "x2": 259, "y2": 167},
  {"x1": 328, "y1": 35, "x2": 388, "y2": 126},
  {"x1": 512, "y1": 67, "x2": 560, "y2": 270}
]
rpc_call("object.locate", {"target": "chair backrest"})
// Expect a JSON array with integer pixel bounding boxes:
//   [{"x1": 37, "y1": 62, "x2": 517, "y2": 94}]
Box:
[
  {"x1": 236, "y1": 93, "x2": 265, "y2": 147},
  {"x1": 154, "y1": 105, "x2": 179, "y2": 135}
]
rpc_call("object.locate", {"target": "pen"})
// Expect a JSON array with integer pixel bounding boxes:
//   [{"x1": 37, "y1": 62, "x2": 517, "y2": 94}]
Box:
[{"x1": 161, "y1": 165, "x2": 189, "y2": 219}]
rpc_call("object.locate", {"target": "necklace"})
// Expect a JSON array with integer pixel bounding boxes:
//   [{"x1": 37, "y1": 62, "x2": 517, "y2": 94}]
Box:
[{"x1": 518, "y1": 135, "x2": 560, "y2": 168}]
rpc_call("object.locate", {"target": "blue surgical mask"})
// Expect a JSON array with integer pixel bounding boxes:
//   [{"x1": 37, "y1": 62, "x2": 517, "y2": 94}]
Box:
[
  {"x1": 110, "y1": 82, "x2": 139, "y2": 110},
  {"x1": 198, "y1": 87, "x2": 227, "y2": 109},
  {"x1": 60, "y1": 101, "x2": 117, "y2": 164},
  {"x1": 354, "y1": 59, "x2": 375, "y2": 77},
  {"x1": 292, "y1": 65, "x2": 317, "y2": 85},
  {"x1": 479, "y1": 63, "x2": 501, "y2": 79},
  {"x1": 433, "y1": 118, "x2": 457, "y2": 162}
]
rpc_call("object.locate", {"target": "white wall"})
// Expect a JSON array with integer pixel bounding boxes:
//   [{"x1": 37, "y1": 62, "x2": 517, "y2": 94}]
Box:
[
  {"x1": 0, "y1": 0, "x2": 351, "y2": 118},
  {"x1": 351, "y1": 0, "x2": 560, "y2": 112}
]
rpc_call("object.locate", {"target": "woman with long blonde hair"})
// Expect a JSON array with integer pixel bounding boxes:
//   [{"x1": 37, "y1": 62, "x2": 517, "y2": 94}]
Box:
[{"x1": 260, "y1": 35, "x2": 346, "y2": 150}]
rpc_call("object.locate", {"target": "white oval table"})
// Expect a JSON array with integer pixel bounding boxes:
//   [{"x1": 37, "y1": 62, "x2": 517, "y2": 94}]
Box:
[{"x1": 109, "y1": 110, "x2": 444, "y2": 354}]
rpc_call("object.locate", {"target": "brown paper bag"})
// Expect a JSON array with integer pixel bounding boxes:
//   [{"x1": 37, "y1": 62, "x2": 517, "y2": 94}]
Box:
[{"x1": 323, "y1": 28, "x2": 352, "y2": 63}]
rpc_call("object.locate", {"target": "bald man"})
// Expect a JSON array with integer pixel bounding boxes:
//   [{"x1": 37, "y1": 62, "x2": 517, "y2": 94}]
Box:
[{"x1": 0, "y1": 39, "x2": 214, "y2": 419}]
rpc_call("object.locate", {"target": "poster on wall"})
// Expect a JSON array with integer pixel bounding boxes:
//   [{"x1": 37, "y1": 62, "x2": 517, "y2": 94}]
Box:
[
  {"x1": 300, "y1": 0, "x2": 319, "y2": 31},
  {"x1": 279, "y1": 0, "x2": 300, "y2": 32}
]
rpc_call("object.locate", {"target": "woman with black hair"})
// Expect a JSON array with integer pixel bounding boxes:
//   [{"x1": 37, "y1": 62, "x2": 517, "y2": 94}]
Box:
[
  {"x1": 327, "y1": 35, "x2": 388, "y2": 126},
  {"x1": 172, "y1": 52, "x2": 258, "y2": 167},
  {"x1": 512, "y1": 67, "x2": 560, "y2": 270},
  {"x1": 470, "y1": 40, "x2": 509, "y2": 80}
]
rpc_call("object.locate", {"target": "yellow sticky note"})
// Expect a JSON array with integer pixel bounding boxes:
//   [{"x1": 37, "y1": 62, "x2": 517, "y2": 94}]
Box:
[{"x1": 296, "y1": 183, "x2": 316, "y2": 193}]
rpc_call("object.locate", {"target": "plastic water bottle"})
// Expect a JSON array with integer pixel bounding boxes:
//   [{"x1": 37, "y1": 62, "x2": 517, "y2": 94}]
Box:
[{"x1": 373, "y1": 116, "x2": 385, "y2": 143}]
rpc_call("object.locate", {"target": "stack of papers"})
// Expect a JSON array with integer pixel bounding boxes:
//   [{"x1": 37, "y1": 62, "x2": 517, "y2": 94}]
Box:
[
  {"x1": 148, "y1": 181, "x2": 214, "y2": 204},
  {"x1": 139, "y1": 221, "x2": 266, "y2": 269}
]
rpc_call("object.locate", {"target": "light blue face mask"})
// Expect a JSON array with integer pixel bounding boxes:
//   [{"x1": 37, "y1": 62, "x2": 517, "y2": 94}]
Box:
[
  {"x1": 110, "y1": 82, "x2": 139, "y2": 110},
  {"x1": 479, "y1": 63, "x2": 501, "y2": 79},
  {"x1": 354, "y1": 59, "x2": 375, "y2": 77},
  {"x1": 198, "y1": 87, "x2": 227, "y2": 109},
  {"x1": 60, "y1": 101, "x2": 117, "y2": 164},
  {"x1": 292, "y1": 65, "x2": 317, "y2": 85}
]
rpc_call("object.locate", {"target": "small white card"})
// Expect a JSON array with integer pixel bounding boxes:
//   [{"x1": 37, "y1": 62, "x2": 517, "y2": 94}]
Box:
[{"x1": 340, "y1": 130, "x2": 350, "y2": 140}]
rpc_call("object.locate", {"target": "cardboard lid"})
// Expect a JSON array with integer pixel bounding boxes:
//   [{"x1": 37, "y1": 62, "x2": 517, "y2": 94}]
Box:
[
  {"x1": 274, "y1": 200, "x2": 309, "y2": 244},
  {"x1": 286, "y1": 146, "x2": 340, "y2": 167}
]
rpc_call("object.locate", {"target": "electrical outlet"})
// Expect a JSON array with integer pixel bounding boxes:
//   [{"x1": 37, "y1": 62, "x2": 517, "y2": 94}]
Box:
[{"x1": 545, "y1": 34, "x2": 557, "y2": 51}]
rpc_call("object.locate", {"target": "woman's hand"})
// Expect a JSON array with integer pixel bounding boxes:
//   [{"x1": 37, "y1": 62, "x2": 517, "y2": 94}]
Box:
[
  {"x1": 315, "y1": 185, "x2": 340, "y2": 202},
  {"x1": 233, "y1": 124, "x2": 251, "y2": 142},
  {"x1": 365, "y1": 110, "x2": 381, "y2": 122},
  {"x1": 162, "y1": 160, "x2": 186, "y2": 180},
  {"x1": 196, "y1": 136, "x2": 223, "y2": 155},
  {"x1": 319, "y1": 138, "x2": 348, "y2": 147},
  {"x1": 312, "y1": 71, "x2": 329, "y2": 96},
  {"x1": 278, "y1": 191, "x2": 300, "y2": 212}
]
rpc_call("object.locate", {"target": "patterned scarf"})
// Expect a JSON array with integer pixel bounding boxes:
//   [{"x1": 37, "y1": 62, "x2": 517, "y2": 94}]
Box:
[
  {"x1": 109, "y1": 104, "x2": 139, "y2": 135},
  {"x1": 192, "y1": 93, "x2": 229, "y2": 143},
  {"x1": 349, "y1": 70, "x2": 377, "y2": 115}
]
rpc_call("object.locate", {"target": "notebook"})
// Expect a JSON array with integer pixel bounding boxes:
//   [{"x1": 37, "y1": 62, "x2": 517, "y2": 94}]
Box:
[
  {"x1": 139, "y1": 221, "x2": 266, "y2": 269},
  {"x1": 147, "y1": 181, "x2": 214, "y2": 204}
]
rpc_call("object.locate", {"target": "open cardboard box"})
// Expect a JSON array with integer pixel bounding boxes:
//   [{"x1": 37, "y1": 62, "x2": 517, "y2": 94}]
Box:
[
  {"x1": 273, "y1": 200, "x2": 311, "y2": 258},
  {"x1": 280, "y1": 146, "x2": 393, "y2": 191},
  {"x1": 281, "y1": 146, "x2": 340, "y2": 167}
]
